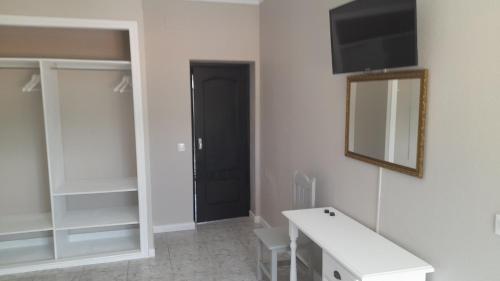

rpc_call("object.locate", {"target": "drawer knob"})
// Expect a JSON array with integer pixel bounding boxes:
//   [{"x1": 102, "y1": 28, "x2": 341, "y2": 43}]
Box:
[{"x1": 333, "y1": 270, "x2": 341, "y2": 280}]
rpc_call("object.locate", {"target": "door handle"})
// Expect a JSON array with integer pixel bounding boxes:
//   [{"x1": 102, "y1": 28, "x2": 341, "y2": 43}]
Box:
[{"x1": 198, "y1": 138, "x2": 203, "y2": 150}]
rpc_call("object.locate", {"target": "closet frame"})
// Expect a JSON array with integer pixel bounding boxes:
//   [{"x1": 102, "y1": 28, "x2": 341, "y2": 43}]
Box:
[{"x1": 0, "y1": 15, "x2": 152, "y2": 276}]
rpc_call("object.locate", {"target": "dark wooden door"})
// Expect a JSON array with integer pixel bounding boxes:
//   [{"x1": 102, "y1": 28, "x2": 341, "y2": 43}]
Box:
[{"x1": 191, "y1": 64, "x2": 250, "y2": 223}]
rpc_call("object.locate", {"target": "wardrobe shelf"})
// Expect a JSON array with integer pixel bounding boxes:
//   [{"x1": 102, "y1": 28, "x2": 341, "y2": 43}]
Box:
[
  {"x1": 57, "y1": 232, "x2": 140, "y2": 259},
  {"x1": 0, "y1": 59, "x2": 39, "y2": 69},
  {"x1": 0, "y1": 244, "x2": 54, "y2": 267},
  {"x1": 54, "y1": 177, "x2": 138, "y2": 196},
  {"x1": 0, "y1": 213, "x2": 53, "y2": 236},
  {"x1": 49, "y1": 59, "x2": 131, "y2": 71},
  {"x1": 55, "y1": 206, "x2": 139, "y2": 231},
  {"x1": 0, "y1": 58, "x2": 131, "y2": 70}
]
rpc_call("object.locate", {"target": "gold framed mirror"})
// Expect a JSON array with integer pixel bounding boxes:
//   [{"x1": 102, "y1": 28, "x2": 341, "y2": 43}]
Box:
[{"x1": 345, "y1": 70, "x2": 428, "y2": 178}]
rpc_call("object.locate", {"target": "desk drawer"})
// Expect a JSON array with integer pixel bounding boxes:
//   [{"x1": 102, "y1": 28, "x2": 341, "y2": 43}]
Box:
[{"x1": 323, "y1": 251, "x2": 359, "y2": 281}]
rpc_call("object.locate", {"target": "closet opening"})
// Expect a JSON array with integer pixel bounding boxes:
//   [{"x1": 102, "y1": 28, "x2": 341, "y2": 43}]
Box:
[{"x1": 0, "y1": 18, "x2": 150, "y2": 274}]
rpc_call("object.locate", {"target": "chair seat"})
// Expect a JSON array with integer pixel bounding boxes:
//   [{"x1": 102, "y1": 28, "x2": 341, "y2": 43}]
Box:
[{"x1": 254, "y1": 226, "x2": 290, "y2": 251}]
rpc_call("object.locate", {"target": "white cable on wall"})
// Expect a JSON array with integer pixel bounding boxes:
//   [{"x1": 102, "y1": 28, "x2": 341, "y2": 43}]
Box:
[
  {"x1": 376, "y1": 69, "x2": 389, "y2": 234},
  {"x1": 376, "y1": 167, "x2": 383, "y2": 233}
]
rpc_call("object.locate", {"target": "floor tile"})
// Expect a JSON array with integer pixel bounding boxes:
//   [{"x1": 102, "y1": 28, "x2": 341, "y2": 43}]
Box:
[
  {"x1": 0, "y1": 217, "x2": 315, "y2": 281},
  {"x1": 172, "y1": 271, "x2": 216, "y2": 281},
  {"x1": 79, "y1": 261, "x2": 128, "y2": 281},
  {"x1": 198, "y1": 229, "x2": 239, "y2": 243},
  {"x1": 32, "y1": 267, "x2": 84, "y2": 281},
  {"x1": 164, "y1": 230, "x2": 203, "y2": 247},
  {"x1": 0, "y1": 275, "x2": 34, "y2": 281},
  {"x1": 206, "y1": 239, "x2": 248, "y2": 259},
  {"x1": 214, "y1": 272, "x2": 258, "y2": 281},
  {"x1": 127, "y1": 258, "x2": 174, "y2": 281}
]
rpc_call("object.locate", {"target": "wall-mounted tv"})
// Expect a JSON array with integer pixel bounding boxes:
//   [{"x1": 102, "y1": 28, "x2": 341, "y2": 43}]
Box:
[{"x1": 330, "y1": 0, "x2": 418, "y2": 74}]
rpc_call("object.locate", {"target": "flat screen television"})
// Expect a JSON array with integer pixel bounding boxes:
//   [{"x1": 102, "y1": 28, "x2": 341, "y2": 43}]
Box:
[{"x1": 330, "y1": 0, "x2": 418, "y2": 74}]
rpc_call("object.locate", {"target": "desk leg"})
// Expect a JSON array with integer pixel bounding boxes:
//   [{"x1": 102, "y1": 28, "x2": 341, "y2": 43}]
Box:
[{"x1": 289, "y1": 222, "x2": 299, "y2": 281}]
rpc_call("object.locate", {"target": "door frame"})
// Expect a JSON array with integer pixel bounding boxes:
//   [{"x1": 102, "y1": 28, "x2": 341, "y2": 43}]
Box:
[{"x1": 190, "y1": 61, "x2": 252, "y2": 223}]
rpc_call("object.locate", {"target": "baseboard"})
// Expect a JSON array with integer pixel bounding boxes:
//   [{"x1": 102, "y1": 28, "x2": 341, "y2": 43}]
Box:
[
  {"x1": 313, "y1": 269, "x2": 322, "y2": 281},
  {"x1": 153, "y1": 222, "x2": 196, "y2": 234},
  {"x1": 148, "y1": 248, "x2": 156, "y2": 257},
  {"x1": 259, "y1": 215, "x2": 271, "y2": 228},
  {"x1": 249, "y1": 210, "x2": 260, "y2": 224}
]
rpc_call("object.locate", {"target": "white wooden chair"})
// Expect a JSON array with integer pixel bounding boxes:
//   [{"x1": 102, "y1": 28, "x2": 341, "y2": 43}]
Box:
[{"x1": 254, "y1": 171, "x2": 316, "y2": 281}]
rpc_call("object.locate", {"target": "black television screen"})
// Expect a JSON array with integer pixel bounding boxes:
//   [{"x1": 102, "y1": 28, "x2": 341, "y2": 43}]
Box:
[{"x1": 330, "y1": 0, "x2": 418, "y2": 74}]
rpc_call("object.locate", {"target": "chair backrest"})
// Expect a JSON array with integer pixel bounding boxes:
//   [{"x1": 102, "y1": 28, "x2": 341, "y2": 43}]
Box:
[{"x1": 292, "y1": 171, "x2": 316, "y2": 210}]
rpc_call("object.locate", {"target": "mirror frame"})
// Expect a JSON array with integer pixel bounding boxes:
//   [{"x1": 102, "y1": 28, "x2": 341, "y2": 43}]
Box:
[{"x1": 345, "y1": 69, "x2": 428, "y2": 178}]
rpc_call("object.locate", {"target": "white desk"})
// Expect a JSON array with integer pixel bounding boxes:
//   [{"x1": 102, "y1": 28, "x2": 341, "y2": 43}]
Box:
[{"x1": 283, "y1": 207, "x2": 434, "y2": 281}]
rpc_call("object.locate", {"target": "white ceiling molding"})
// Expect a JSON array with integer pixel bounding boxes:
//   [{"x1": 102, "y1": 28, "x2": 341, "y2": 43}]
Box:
[{"x1": 188, "y1": 0, "x2": 263, "y2": 5}]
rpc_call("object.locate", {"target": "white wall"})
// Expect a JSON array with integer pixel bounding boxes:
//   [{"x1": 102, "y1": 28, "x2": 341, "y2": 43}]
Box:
[
  {"x1": 259, "y1": 1, "x2": 500, "y2": 281},
  {"x1": 0, "y1": 69, "x2": 50, "y2": 215},
  {"x1": 142, "y1": 0, "x2": 260, "y2": 226},
  {"x1": 58, "y1": 70, "x2": 137, "y2": 181}
]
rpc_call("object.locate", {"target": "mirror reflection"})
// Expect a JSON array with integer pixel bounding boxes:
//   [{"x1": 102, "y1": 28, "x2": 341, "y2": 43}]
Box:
[{"x1": 346, "y1": 70, "x2": 427, "y2": 177}]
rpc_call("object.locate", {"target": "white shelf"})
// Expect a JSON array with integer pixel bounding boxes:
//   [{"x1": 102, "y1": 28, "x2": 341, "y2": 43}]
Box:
[
  {"x1": 0, "y1": 59, "x2": 39, "y2": 69},
  {"x1": 57, "y1": 231, "x2": 139, "y2": 259},
  {"x1": 0, "y1": 243, "x2": 54, "y2": 267},
  {"x1": 0, "y1": 58, "x2": 131, "y2": 70},
  {"x1": 0, "y1": 213, "x2": 53, "y2": 236},
  {"x1": 50, "y1": 59, "x2": 131, "y2": 71},
  {"x1": 55, "y1": 206, "x2": 139, "y2": 230},
  {"x1": 54, "y1": 178, "x2": 138, "y2": 196}
]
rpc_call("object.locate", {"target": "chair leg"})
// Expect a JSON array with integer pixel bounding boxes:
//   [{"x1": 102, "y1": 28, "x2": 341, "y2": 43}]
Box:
[
  {"x1": 271, "y1": 250, "x2": 278, "y2": 281},
  {"x1": 257, "y1": 241, "x2": 263, "y2": 281}
]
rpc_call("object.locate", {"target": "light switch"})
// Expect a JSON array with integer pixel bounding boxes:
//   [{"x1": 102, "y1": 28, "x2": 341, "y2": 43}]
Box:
[
  {"x1": 496, "y1": 215, "x2": 500, "y2": 236},
  {"x1": 177, "y1": 143, "x2": 186, "y2": 152}
]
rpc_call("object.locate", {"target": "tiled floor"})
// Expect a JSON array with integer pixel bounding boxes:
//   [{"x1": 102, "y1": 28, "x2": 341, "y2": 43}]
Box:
[{"x1": 0, "y1": 217, "x2": 302, "y2": 281}]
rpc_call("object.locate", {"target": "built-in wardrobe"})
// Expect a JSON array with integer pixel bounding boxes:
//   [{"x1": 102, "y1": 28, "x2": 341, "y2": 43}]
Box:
[{"x1": 0, "y1": 16, "x2": 151, "y2": 275}]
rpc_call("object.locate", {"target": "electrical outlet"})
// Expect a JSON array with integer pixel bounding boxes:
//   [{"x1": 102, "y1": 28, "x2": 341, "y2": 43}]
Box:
[{"x1": 496, "y1": 215, "x2": 500, "y2": 236}]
